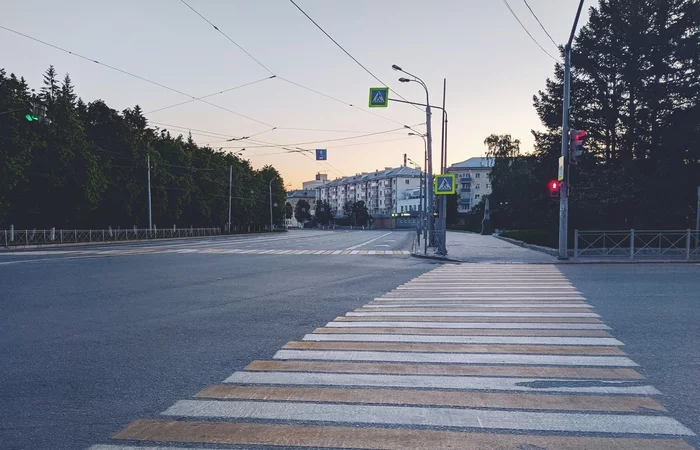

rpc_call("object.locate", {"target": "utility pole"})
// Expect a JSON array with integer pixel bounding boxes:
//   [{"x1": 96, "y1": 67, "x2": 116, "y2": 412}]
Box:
[
  {"x1": 437, "y1": 78, "x2": 448, "y2": 255},
  {"x1": 695, "y1": 186, "x2": 699, "y2": 246},
  {"x1": 269, "y1": 176, "x2": 278, "y2": 231},
  {"x1": 147, "y1": 153, "x2": 152, "y2": 232},
  {"x1": 558, "y1": 0, "x2": 586, "y2": 260},
  {"x1": 227, "y1": 165, "x2": 233, "y2": 233}
]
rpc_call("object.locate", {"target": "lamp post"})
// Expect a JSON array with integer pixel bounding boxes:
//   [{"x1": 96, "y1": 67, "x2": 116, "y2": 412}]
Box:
[
  {"x1": 393, "y1": 64, "x2": 434, "y2": 246},
  {"x1": 269, "y1": 176, "x2": 278, "y2": 231},
  {"x1": 409, "y1": 132, "x2": 428, "y2": 254}
]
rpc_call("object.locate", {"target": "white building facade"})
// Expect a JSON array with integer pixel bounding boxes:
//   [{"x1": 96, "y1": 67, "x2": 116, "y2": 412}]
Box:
[
  {"x1": 317, "y1": 167, "x2": 423, "y2": 217},
  {"x1": 446, "y1": 157, "x2": 494, "y2": 215}
]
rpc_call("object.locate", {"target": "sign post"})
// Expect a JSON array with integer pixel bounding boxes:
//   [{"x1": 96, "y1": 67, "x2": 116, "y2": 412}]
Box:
[
  {"x1": 434, "y1": 174, "x2": 456, "y2": 195},
  {"x1": 315, "y1": 149, "x2": 327, "y2": 161},
  {"x1": 368, "y1": 87, "x2": 389, "y2": 108}
]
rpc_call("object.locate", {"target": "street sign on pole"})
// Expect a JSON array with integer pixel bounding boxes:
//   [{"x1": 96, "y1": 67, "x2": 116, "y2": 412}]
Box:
[
  {"x1": 434, "y1": 174, "x2": 456, "y2": 195},
  {"x1": 368, "y1": 87, "x2": 389, "y2": 108},
  {"x1": 558, "y1": 156, "x2": 564, "y2": 181},
  {"x1": 316, "y1": 149, "x2": 327, "y2": 160}
]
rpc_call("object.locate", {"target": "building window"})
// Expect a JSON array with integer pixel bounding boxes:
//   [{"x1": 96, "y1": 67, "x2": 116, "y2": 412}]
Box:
[
  {"x1": 475, "y1": 173, "x2": 481, "y2": 179},
  {"x1": 405, "y1": 179, "x2": 410, "y2": 184},
  {"x1": 475, "y1": 194, "x2": 480, "y2": 199},
  {"x1": 475, "y1": 184, "x2": 480, "y2": 189},
  {"x1": 486, "y1": 184, "x2": 491, "y2": 189},
  {"x1": 462, "y1": 183, "x2": 469, "y2": 189}
]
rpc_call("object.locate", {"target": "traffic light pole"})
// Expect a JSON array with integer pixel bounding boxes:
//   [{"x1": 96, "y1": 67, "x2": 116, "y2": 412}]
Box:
[{"x1": 558, "y1": 0, "x2": 585, "y2": 260}]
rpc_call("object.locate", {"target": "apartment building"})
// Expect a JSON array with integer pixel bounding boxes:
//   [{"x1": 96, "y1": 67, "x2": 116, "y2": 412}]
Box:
[
  {"x1": 446, "y1": 157, "x2": 494, "y2": 215},
  {"x1": 317, "y1": 166, "x2": 423, "y2": 218}
]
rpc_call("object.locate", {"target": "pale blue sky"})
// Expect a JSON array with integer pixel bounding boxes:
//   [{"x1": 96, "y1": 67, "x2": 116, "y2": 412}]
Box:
[{"x1": 1, "y1": 0, "x2": 588, "y2": 187}]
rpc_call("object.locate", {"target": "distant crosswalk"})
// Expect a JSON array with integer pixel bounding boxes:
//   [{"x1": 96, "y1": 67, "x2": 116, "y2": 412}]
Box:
[{"x1": 89, "y1": 264, "x2": 695, "y2": 449}]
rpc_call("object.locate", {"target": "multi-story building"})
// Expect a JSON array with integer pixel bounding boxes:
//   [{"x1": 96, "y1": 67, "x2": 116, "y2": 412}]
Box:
[
  {"x1": 317, "y1": 166, "x2": 423, "y2": 222},
  {"x1": 302, "y1": 173, "x2": 328, "y2": 190},
  {"x1": 446, "y1": 157, "x2": 494, "y2": 215}
]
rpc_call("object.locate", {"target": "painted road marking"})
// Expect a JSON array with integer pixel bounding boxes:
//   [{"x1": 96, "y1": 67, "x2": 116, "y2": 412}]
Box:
[
  {"x1": 345, "y1": 231, "x2": 393, "y2": 250},
  {"x1": 160, "y1": 399, "x2": 693, "y2": 435},
  {"x1": 302, "y1": 333, "x2": 624, "y2": 346},
  {"x1": 334, "y1": 316, "x2": 604, "y2": 323},
  {"x1": 346, "y1": 311, "x2": 600, "y2": 318},
  {"x1": 364, "y1": 303, "x2": 592, "y2": 308},
  {"x1": 244, "y1": 360, "x2": 643, "y2": 379},
  {"x1": 111, "y1": 420, "x2": 694, "y2": 450},
  {"x1": 326, "y1": 321, "x2": 611, "y2": 329},
  {"x1": 273, "y1": 349, "x2": 637, "y2": 366},
  {"x1": 313, "y1": 327, "x2": 614, "y2": 337},
  {"x1": 357, "y1": 307, "x2": 594, "y2": 313},
  {"x1": 283, "y1": 341, "x2": 625, "y2": 355},
  {"x1": 194, "y1": 385, "x2": 665, "y2": 412}
]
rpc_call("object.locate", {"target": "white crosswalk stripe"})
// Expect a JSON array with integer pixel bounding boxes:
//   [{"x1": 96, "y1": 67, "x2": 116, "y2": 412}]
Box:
[{"x1": 93, "y1": 264, "x2": 695, "y2": 450}]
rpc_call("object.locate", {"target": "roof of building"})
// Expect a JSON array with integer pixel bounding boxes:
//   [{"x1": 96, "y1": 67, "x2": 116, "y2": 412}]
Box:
[
  {"x1": 320, "y1": 166, "x2": 422, "y2": 188},
  {"x1": 286, "y1": 189, "x2": 317, "y2": 199},
  {"x1": 448, "y1": 157, "x2": 494, "y2": 170}
]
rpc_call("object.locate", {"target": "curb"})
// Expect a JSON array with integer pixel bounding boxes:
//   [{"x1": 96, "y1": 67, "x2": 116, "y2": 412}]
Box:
[
  {"x1": 410, "y1": 252, "x2": 462, "y2": 263},
  {"x1": 494, "y1": 235, "x2": 558, "y2": 257}
]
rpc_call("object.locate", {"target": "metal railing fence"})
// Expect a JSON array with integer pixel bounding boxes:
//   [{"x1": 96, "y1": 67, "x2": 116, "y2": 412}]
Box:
[
  {"x1": 575, "y1": 229, "x2": 700, "y2": 259},
  {"x1": 2, "y1": 227, "x2": 221, "y2": 248}
]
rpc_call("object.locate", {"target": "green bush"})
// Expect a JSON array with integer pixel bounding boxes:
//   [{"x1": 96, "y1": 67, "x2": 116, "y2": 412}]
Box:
[{"x1": 500, "y1": 229, "x2": 558, "y2": 248}]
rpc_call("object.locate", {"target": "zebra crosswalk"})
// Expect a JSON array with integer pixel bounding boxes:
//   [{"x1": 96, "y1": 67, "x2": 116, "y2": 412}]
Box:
[{"x1": 89, "y1": 264, "x2": 695, "y2": 450}]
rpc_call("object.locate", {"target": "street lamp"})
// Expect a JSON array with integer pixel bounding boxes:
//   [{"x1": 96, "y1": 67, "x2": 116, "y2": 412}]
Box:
[
  {"x1": 408, "y1": 132, "x2": 428, "y2": 253},
  {"x1": 269, "y1": 176, "x2": 278, "y2": 231},
  {"x1": 393, "y1": 63, "x2": 435, "y2": 247}
]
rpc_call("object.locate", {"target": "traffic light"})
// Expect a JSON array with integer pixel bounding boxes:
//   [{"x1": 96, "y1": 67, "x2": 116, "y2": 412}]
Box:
[
  {"x1": 25, "y1": 103, "x2": 39, "y2": 122},
  {"x1": 548, "y1": 180, "x2": 560, "y2": 198},
  {"x1": 570, "y1": 129, "x2": 587, "y2": 162},
  {"x1": 25, "y1": 102, "x2": 47, "y2": 123}
]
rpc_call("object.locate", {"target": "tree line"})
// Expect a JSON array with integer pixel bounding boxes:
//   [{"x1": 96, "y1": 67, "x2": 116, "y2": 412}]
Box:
[
  {"x1": 0, "y1": 66, "x2": 287, "y2": 231},
  {"x1": 487, "y1": 0, "x2": 699, "y2": 233}
]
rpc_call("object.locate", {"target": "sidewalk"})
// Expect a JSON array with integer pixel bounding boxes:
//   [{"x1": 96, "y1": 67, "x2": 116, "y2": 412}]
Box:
[{"x1": 440, "y1": 231, "x2": 556, "y2": 263}]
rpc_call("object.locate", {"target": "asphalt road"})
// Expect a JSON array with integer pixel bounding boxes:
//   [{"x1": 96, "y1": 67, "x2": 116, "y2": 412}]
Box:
[
  {"x1": 1, "y1": 232, "x2": 698, "y2": 449},
  {"x1": 0, "y1": 231, "x2": 433, "y2": 449},
  {"x1": 559, "y1": 264, "x2": 700, "y2": 442}
]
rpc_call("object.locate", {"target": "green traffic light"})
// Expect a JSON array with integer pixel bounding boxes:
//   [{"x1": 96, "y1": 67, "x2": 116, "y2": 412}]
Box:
[{"x1": 25, "y1": 114, "x2": 33, "y2": 121}]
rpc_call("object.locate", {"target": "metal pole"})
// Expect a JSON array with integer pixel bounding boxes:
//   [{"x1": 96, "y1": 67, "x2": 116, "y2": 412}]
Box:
[
  {"x1": 558, "y1": 45, "x2": 571, "y2": 260},
  {"x1": 438, "y1": 78, "x2": 448, "y2": 255},
  {"x1": 147, "y1": 153, "x2": 153, "y2": 232},
  {"x1": 695, "y1": 186, "x2": 699, "y2": 248},
  {"x1": 424, "y1": 90, "x2": 434, "y2": 248},
  {"x1": 228, "y1": 165, "x2": 232, "y2": 233},
  {"x1": 558, "y1": 0, "x2": 585, "y2": 260},
  {"x1": 269, "y1": 176, "x2": 277, "y2": 231}
]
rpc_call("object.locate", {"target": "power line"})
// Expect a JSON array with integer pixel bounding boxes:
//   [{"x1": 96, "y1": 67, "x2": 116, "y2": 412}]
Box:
[
  {"x1": 181, "y1": 0, "x2": 275, "y2": 76},
  {"x1": 143, "y1": 75, "x2": 276, "y2": 115},
  {"x1": 501, "y1": 0, "x2": 558, "y2": 62},
  {"x1": 288, "y1": 0, "x2": 423, "y2": 112},
  {"x1": 0, "y1": 24, "x2": 274, "y2": 127},
  {"x1": 178, "y1": 1, "x2": 411, "y2": 128},
  {"x1": 523, "y1": 0, "x2": 559, "y2": 48}
]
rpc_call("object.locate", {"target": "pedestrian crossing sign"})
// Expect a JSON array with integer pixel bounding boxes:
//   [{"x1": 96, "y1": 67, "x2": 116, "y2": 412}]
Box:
[
  {"x1": 434, "y1": 174, "x2": 456, "y2": 195},
  {"x1": 369, "y1": 87, "x2": 389, "y2": 108}
]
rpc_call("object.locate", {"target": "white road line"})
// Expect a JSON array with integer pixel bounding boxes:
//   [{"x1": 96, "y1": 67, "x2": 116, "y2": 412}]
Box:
[
  {"x1": 273, "y1": 350, "x2": 635, "y2": 366},
  {"x1": 326, "y1": 321, "x2": 611, "y2": 330},
  {"x1": 362, "y1": 303, "x2": 591, "y2": 308},
  {"x1": 162, "y1": 400, "x2": 691, "y2": 435},
  {"x1": 346, "y1": 312, "x2": 600, "y2": 318},
  {"x1": 345, "y1": 232, "x2": 393, "y2": 250},
  {"x1": 301, "y1": 334, "x2": 623, "y2": 346},
  {"x1": 376, "y1": 297, "x2": 587, "y2": 301}
]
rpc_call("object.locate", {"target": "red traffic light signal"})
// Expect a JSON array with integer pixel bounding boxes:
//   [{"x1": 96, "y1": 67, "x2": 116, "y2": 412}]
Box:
[
  {"x1": 573, "y1": 129, "x2": 587, "y2": 144},
  {"x1": 548, "y1": 180, "x2": 560, "y2": 197}
]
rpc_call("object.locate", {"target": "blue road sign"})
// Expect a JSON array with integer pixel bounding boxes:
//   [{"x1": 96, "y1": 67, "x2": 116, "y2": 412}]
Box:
[
  {"x1": 369, "y1": 87, "x2": 389, "y2": 108},
  {"x1": 434, "y1": 174, "x2": 456, "y2": 195},
  {"x1": 316, "y1": 149, "x2": 327, "y2": 160}
]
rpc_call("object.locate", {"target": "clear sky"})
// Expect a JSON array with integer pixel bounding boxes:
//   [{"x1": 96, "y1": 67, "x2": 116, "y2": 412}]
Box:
[{"x1": 1, "y1": 0, "x2": 588, "y2": 188}]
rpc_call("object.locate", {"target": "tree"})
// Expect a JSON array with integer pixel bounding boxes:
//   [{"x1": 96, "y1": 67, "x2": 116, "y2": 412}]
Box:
[
  {"x1": 0, "y1": 65, "x2": 287, "y2": 231},
  {"x1": 294, "y1": 199, "x2": 311, "y2": 223},
  {"x1": 284, "y1": 202, "x2": 293, "y2": 220},
  {"x1": 314, "y1": 200, "x2": 333, "y2": 226},
  {"x1": 351, "y1": 200, "x2": 371, "y2": 227},
  {"x1": 491, "y1": 0, "x2": 700, "y2": 231}
]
